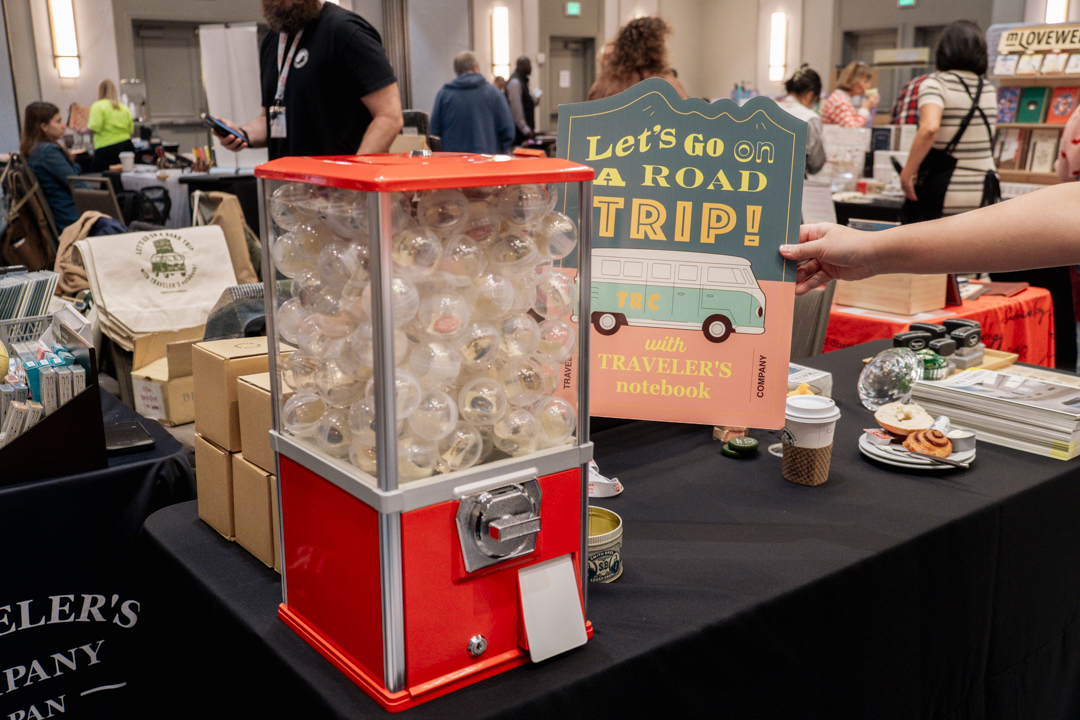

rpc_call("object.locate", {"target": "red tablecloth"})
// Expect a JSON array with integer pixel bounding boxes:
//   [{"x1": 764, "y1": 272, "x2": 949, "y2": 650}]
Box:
[{"x1": 824, "y1": 286, "x2": 1055, "y2": 368}]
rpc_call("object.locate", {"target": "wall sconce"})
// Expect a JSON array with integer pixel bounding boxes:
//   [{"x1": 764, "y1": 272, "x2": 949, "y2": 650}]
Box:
[
  {"x1": 48, "y1": 0, "x2": 80, "y2": 78},
  {"x1": 492, "y1": 6, "x2": 510, "y2": 78},
  {"x1": 1046, "y1": 0, "x2": 1069, "y2": 23},
  {"x1": 768, "y1": 12, "x2": 786, "y2": 82}
]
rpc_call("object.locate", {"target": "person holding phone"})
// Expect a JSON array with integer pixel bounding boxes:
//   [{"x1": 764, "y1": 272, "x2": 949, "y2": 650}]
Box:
[{"x1": 217, "y1": 0, "x2": 403, "y2": 159}]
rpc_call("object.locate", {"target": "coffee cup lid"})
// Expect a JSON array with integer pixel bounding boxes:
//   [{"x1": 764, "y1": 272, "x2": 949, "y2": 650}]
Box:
[{"x1": 785, "y1": 395, "x2": 840, "y2": 422}]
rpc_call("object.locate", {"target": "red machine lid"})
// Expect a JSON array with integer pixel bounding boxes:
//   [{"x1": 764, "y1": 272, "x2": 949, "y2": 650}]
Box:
[{"x1": 254, "y1": 152, "x2": 595, "y2": 192}]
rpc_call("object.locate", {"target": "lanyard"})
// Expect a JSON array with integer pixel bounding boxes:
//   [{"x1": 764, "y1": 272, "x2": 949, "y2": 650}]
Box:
[{"x1": 275, "y1": 30, "x2": 304, "y2": 104}]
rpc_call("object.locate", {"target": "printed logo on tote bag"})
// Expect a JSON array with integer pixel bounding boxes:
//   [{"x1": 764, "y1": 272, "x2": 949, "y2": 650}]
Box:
[{"x1": 136, "y1": 232, "x2": 197, "y2": 291}]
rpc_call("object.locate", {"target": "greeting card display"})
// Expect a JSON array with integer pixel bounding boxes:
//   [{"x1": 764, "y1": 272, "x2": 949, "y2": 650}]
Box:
[
  {"x1": 255, "y1": 153, "x2": 595, "y2": 711},
  {"x1": 997, "y1": 87, "x2": 1020, "y2": 123},
  {"x1": 1047, "y1": 86, "x2": 1080, "y2": 123}
]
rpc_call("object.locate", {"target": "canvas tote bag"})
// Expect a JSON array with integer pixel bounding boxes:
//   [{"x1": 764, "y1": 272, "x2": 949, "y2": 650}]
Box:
[{"x1": 74, "y1": 225, "x2": 238, "y2": 336}]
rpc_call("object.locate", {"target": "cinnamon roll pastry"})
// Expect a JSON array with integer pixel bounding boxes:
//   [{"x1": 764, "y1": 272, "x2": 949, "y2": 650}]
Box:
[{"x1": 902, "y1": 429, "x2": 953, "y2": 458}]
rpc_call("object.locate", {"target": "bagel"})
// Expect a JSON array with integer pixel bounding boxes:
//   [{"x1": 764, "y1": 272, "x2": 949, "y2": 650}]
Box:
[
  {"x1": 874, "y1": 401, "x2": 934, "y2": 436},
  {"x1": 902, "y1": 428, "x2": 953, "y2": 458}
]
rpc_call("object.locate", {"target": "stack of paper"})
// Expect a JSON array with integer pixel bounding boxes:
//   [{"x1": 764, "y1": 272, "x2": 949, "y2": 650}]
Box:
[
  {"x1": 0, "y1": 271, "x2": 59, "y2": 321},
  {"x1": 912, "y1": 369, "x2": 1080, "y2": 460},
  {"x1": 75, "y1": 227, "x2": 237, "y2": 351}
]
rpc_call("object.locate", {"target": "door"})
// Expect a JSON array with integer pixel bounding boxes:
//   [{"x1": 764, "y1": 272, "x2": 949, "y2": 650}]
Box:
[
  {"x1": 547, "y1": 37, "x2": 595, "y2": 133},
  {"x1": 672, "y1": 263, "x2": 701, "y2": 322},
  {"x1": 133, "y1": 22, "x2": 211, "y2": 152},
  {"x1": 645, "y1": 260, "x2": 674, "y2": 319}
]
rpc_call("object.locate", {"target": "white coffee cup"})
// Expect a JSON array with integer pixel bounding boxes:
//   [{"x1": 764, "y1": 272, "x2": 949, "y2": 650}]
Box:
[
  {"x1": 119, "y1": 151, "x2": 135, "y2": 173},
  {"x1": 783, "y1": 395, "x2": 841, "y2": 450}
]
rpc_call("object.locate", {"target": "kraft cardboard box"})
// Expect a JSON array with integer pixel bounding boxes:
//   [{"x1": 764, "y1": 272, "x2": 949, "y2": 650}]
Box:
[
  {"x1": 193, "y1": 337, "x2": 278, "y2": 452},
  {"x1": 194, "y1": 433, "x2": 234, "y2": 540},
  {"x1": 232, "y1": 453, "x2": 277, "y2": 569},
  {"x1": 132, "y1": 326, "x2": 204, "y2": 371},
  {"x1": 131, "y1": 354, "x2": 195, "y2": 426},
  {"x1": 271, "y1": 478, "x2": 280, "y2": 574},
  {"x1": 237, "y1": 372, "x2": 275, "y2": 474}
]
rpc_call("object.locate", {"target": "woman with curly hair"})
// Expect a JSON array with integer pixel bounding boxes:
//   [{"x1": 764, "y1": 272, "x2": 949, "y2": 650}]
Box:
[{"x1": 587, "y1": 17, "x2": 687, "y2": 101}]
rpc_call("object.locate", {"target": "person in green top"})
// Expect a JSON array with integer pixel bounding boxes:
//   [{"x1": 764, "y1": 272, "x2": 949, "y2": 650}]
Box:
[{"x1": 88, "y1": 79, "x2": 134, "y2": 172}]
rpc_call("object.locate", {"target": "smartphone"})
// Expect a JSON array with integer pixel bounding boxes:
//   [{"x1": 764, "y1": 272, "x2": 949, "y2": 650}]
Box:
[
  {"x1": 104, "y1": 420, "x2": 156, "y2": 455},
  {"x1": 201, "y1": 113, "x2": 248, "y2": 143}
]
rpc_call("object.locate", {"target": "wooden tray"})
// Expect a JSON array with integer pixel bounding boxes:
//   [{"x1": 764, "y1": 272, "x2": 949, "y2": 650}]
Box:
[{"x1": 974, "y1": 348, "x2": 1019, "y2": 372}]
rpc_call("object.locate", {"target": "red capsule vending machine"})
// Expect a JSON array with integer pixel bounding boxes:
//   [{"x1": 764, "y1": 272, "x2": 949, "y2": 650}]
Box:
[{"x1": 255, "y1": 152, "x2": 595, "y2": 711}]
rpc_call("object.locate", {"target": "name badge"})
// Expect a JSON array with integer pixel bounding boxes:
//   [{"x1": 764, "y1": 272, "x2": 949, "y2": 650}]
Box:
[{"x1": 270, "y1": 106, "x2": 287, "y2": 139}]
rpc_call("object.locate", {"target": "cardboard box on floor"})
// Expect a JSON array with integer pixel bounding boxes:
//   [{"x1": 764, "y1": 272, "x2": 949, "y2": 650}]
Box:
[
  {"x1": 194, "y1": 433, "x2": 234, "y2": 540},
  {"x1": 132, "y1": 326, "x2": 204, "y2": 372},
  {"x1": 232, "y1": 453, "x2": 279, "y2": 571},
  {"x1": 193, "y1": 337, "x2": 281, "y2": 452},
  {"x1": 237, "y1": 372, "x2": 275, "y2": 474},
  {"x1": 131, "y1": 338, "x2": 200, "y2": 426}
]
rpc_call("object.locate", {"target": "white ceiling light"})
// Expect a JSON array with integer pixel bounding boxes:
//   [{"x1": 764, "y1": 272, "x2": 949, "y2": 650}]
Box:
[
  {"x1": 769, "y1": 12, "x2": 786, "y2": 82},
  {"x1": 48, "y1": 0, "x2": 80, "y2": 78},
  {"x1": 492, "y1": 6, "x2": 510, "y2": 78},
  {"x1": 1046, "y1": 0, "x2": 1069, "y2": 23}
]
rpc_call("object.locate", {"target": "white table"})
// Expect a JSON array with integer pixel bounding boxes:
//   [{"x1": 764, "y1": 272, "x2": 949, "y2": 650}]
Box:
[
  {"x1": 121, "y1": 167, "x2": 192, "y2": 229},
  {"x1": 121, "y1": 166, "x2": 260, "y2": 229}
]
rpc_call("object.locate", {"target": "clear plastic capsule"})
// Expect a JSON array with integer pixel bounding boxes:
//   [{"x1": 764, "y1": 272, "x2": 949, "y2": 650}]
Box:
[
  {"x1": 281, "y1": 393, "x2": 325, "y2": 437},
  {"x1": 457, "y1": 377, "x2": 508, "y2": 426},
  {"x1": 437, "y1": 422, "x2": 484, "y2": 472},
  {"x1": 315, "y1": 408, "x2": 353, "y2": 458},
  {"x1": 534, "y1": 318, "x2": 577, "y2": 365},
  {"x1": 407, "y1": 390, "x2": 458, "y2": 441},
  {"x1": 416, "y1": 189, "x2": 469, "y2": 237}
]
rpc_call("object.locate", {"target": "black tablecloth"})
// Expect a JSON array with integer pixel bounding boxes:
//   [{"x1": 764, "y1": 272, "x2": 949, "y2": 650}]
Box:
[
  {"x1": 133, "y1": 341, "x2": 1080, "y2": 719},
  {"x1": 0, "y1": 389, "x2": 194, "y2": 719}
]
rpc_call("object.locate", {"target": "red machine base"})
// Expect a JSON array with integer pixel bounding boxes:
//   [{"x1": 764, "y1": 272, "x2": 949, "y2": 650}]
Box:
[{"x1": 280, "y1": 604, "x2": 593, "y2": 712}]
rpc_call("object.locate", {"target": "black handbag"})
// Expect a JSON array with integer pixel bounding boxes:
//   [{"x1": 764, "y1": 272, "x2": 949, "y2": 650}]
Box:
[{"x1": 900, "y1": 74, "x2": 998, "y2": 224}]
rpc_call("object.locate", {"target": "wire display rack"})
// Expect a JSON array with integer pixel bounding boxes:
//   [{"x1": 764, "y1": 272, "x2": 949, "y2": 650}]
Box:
[{"x1": 0, "y1": 314, "x2": 53, "y2": 346}]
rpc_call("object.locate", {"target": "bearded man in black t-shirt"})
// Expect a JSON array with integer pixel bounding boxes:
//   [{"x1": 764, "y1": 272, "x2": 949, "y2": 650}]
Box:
[{"x1": 219, "y1": 0, "x2": 403, "y2": 159}]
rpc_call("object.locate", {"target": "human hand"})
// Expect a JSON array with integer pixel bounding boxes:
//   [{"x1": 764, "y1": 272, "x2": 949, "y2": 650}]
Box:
[
  {"x1": 900, "y1": 167, "x2": 918, "y2": 201},
  {"x1": 861, "y1": 93, "x2": 880, "y2": 110},
  {"x1": 216, "y1": 118, "x2": 249, "y2": 152},
  {"x1": 779, "y1": 223, "x2": 881, "y2": 294}
]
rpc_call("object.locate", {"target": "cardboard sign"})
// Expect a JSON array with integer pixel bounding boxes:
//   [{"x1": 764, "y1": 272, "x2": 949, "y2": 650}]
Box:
[
  {"x1": 998, "y1": 24, "x2": 1080, "y2": 54},
  {"x1": 558, "y1": 78, "x2": 805, "y2": 428}
]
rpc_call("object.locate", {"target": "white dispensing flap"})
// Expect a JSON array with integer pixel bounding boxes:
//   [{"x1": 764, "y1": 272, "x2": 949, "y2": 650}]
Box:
[{"x1": 518, "y1": 553, "x2": 588, "y2": 662}]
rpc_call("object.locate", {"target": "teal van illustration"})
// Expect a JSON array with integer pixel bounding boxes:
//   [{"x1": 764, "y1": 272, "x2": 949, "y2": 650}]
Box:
[{"x1": 590, "y1": 248, "x2": 766, "y2": 343}]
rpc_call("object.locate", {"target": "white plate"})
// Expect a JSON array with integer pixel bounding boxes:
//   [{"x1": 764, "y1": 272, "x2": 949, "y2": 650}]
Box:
[
  {"x1": 858, "y1": 434, "x2": 975, "y2": 470},
  {"x1": 863, "y1": 437, "x2": 976, "y2": 465}
]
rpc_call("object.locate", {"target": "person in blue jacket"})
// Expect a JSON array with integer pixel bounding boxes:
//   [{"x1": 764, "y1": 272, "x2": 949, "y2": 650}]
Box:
[
  {"x1": 430, "y1": 52, "x2": 515, "y2": 154},
  {"x1": 21, "y1": 102, "x2": 81, "y2": 231}
]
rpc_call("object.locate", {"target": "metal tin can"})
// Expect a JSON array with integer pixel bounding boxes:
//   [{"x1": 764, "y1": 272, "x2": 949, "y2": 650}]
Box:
[{"x1": 588, "y1": 507, "x2": 623, "y2": 583}]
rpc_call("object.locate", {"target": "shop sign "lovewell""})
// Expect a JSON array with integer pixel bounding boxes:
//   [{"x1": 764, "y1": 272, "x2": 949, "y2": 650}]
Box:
[{"x1": 999, "y1": 24, "x2": 1080, "y2": 53}]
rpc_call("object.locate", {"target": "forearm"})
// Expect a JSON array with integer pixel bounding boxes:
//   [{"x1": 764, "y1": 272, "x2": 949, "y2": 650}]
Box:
[
  {"x1": 872, "y1": 183, "x2": 1080, "y2": 274},
  {"x1": 241, "y1": 116, "x2": 267, "y2": 148},
  {"x1": 902, "y1": 126, "x2": 937, "y2": 175},
  {"x1": 357, "y1": 115, "x2": 402, "y2": 155}
]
